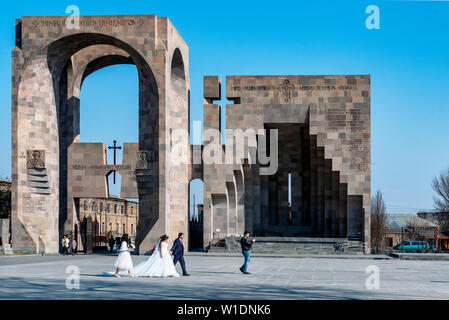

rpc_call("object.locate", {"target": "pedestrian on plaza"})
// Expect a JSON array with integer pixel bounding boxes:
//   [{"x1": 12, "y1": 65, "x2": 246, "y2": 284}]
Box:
[
  {"x1": 115, "y1": 237, "x2": 121, "y2": 253},
  {"x1": 239, "y1": 231, "x2": 255, "y2": 274},
  {"x1": 113, "y1": 234, "x2": 134, "y2": 278},
  {"x1": 109, "y1": 235, "x2": 115, "y2": 254},
  {"x1": 170, "y1": 232, "x2": 190, "y2": 276},
  {"x1": 70, "y1": 238, "x2": 77, "y2": 255},
  {"x1": 61, "y1": 235, "x2": 70, "y2": 256}
]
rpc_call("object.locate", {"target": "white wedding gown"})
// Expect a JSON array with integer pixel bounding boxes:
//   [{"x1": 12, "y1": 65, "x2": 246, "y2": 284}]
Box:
[
  {"x1": 113, "y1": 241, "x2": 133, "y2": 271},
  {"x1": 133, "y1": 241, "x2": 180, "y2": 277},
  {"x1": 97, "y1": 241, "x2": 134, "y2": 277}
]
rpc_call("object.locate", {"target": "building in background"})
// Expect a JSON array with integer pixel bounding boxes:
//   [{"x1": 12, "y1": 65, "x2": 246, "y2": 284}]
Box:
[
  {"x1": 417, "y1": 210, "x2": 449, "y2": 250},
  {"x1": 76, "y1": 196, "x2": 138, "y2": 253},
  {"x1": 385, "y1": 214, "x2": 438, "y2": 249},
  {"x1": 0, "y1": 179, "x2": 11, "y2": 246}
]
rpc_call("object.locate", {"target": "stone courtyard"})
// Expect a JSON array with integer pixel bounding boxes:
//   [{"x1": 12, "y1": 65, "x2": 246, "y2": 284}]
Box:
[{"x1": 0, "y1": 255, "x2": 448, "y2": 300}]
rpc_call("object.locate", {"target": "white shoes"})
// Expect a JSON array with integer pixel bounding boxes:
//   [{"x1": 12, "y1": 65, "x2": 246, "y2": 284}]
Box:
[{"x1": 114, "y1": 273, "x2": 121, "y2": 278}]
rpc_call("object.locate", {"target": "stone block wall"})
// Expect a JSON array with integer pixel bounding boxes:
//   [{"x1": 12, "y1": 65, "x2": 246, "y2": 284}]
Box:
[{"x1": 202, "y1": 75, "x2": 370, "y2": 252}]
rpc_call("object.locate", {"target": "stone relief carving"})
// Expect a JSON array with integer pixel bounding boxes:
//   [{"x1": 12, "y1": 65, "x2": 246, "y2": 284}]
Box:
[
  {"x1": 26, "y1": 150, "x2": 50, "y2": 194},
  {"x1": 277, "y1": 79, "x2": 295, "y2": 102},
  {"x1": 27, "y1": 150, "x2": 45, "y2": 169},
  {"x1": 135, "y1": 150, "x2": 153, "y2": 170}
]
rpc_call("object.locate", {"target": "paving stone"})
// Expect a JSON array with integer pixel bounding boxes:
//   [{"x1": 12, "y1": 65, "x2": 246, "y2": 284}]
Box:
[{"x1": 0, "y1": 255, "x2": 447, "y2": 300}]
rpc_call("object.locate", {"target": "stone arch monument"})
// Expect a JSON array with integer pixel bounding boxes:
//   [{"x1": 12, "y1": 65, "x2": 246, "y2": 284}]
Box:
[
  {"x1": 11, "y1": 14, "x2": 371, "y2": 255},
  {"x1": 12, "y1": 15, "x2": 190, "y2": 253}
]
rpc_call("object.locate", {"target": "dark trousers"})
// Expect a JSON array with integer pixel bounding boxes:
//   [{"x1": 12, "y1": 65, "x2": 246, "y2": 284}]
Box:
[
  {"x1": 62, "y1": 247, "x2": 68, "y2": 255},
  {"x1": 173, "y1": 254, "x2": 187, "y2": 275}
]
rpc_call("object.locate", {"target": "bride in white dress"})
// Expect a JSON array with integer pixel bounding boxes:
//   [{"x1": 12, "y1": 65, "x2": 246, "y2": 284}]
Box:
[
  {"x1": 97, "y1": 233, "x2": 135, "y2": 277},
  {"x1": 133, "y1": 234, "x2": 180, "y2": 278},
  {"x1": 113, "y1": 234, "x2": 134, "y2": 277}
]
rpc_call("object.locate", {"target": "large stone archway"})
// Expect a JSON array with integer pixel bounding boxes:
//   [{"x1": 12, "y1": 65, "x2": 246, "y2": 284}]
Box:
[{"x1": 11, "y1": 15, "x2": 190, "y2": 254}]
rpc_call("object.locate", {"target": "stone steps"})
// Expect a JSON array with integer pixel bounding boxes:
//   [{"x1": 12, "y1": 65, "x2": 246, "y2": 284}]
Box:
[{"x1": 207, "y1": 236, "x2": 364, "y2": 255}]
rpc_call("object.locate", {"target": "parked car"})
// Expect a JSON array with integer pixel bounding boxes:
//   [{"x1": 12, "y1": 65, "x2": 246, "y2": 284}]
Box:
[{"x1": 394, "y1": 240, "x2": 429, "y2": 252}]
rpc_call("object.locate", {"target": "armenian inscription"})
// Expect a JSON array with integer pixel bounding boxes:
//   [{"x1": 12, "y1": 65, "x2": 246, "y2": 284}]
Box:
[
  {"x1": 23, "y1": 198, "x2": 47, "y2": 214},
  {"x1": 31, "y1": 17, "x2": 145, "y2": 29}
]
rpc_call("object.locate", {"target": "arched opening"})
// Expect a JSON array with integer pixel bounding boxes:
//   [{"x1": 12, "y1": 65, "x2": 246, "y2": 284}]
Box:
[
  {"x1": 80, "y1": 63, "x2": 138, "y2": 198},
  {"x1": 171, "y1": 48, "x2": 185, "y2": 81},
  {"x1": 188, "y1": 179, "x2": 204, "y2": 250},
  {"x1": 46, "y1": 33, "x2": 160, "y2": 251}
]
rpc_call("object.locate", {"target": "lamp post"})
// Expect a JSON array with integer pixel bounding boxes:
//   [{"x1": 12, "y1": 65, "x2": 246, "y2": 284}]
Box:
[{"x1": 435, "y1": 225, "x2": 440, "y2": 252}]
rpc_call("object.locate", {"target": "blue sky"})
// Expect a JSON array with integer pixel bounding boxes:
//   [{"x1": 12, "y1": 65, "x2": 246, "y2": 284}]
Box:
[{"x1": 0, "y1": 0, "x2": 448, "y2": 214}]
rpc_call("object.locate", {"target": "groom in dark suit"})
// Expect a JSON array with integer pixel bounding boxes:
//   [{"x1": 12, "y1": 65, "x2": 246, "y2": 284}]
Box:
[{"x1": 170, "y1": 233, "x2": 190, "y2": 276}]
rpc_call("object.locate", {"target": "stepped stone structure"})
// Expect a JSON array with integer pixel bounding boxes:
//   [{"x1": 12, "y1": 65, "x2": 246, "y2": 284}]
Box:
[
  {"x1": 203, "y1": 76, "x2": 370, "y2": 253},
  {"x1": 11, "y1": 14, "x2": 371, "y2": 254}
]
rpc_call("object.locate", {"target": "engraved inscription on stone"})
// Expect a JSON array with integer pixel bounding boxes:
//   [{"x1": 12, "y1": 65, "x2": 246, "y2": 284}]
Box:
[
  {"x1": 23, "y1": 198, "x2": 47, "y2": 214},
  {"x1": 31, "y1": 18, "x2": 144, "y2": 30},
  {"x1": 26, "y1": 150, "x2": 45, "y2": 169},
  {"x1": 325, "y1": 108, "x2": 347, "y2": 130}
]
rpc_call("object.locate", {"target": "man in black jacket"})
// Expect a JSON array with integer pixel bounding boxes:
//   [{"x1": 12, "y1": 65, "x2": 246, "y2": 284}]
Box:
[{"x1": 239, "y1": 231, "x2": 255, "y2": 274}]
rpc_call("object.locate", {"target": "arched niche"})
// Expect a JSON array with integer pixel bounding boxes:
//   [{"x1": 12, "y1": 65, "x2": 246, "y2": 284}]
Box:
[
  {"x1": 170, "y1": 48, "x2": 185, "y2": 81},
  {"x1": 45, "y1": 33, "x2": 160, "y2": 247}
]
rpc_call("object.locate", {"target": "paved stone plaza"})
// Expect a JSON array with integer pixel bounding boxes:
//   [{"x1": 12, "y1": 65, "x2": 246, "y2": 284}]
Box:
[{"x1": 0, "y1": 255, "x2": 448, "y2": 300}]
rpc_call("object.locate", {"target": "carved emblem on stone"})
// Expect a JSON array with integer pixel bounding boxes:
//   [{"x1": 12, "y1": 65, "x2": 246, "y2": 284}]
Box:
[
  {"x1": 277, "y1": 79, "x2": 295, "y2": 102},
  {"x1": 27, "y1": 150, "x2": 45, "y2": 169},
  {"x1": 136, "y1": 150, "x2": 153, "y2": 170}
]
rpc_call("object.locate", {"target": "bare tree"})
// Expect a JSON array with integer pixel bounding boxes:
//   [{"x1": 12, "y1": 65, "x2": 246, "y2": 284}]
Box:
[
  {"x1": 371, "y1": 189, "x2": 387, "y2": 254},
  {"x1": 432, "y1": 167, "x2": 449, "y2": 210}
]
